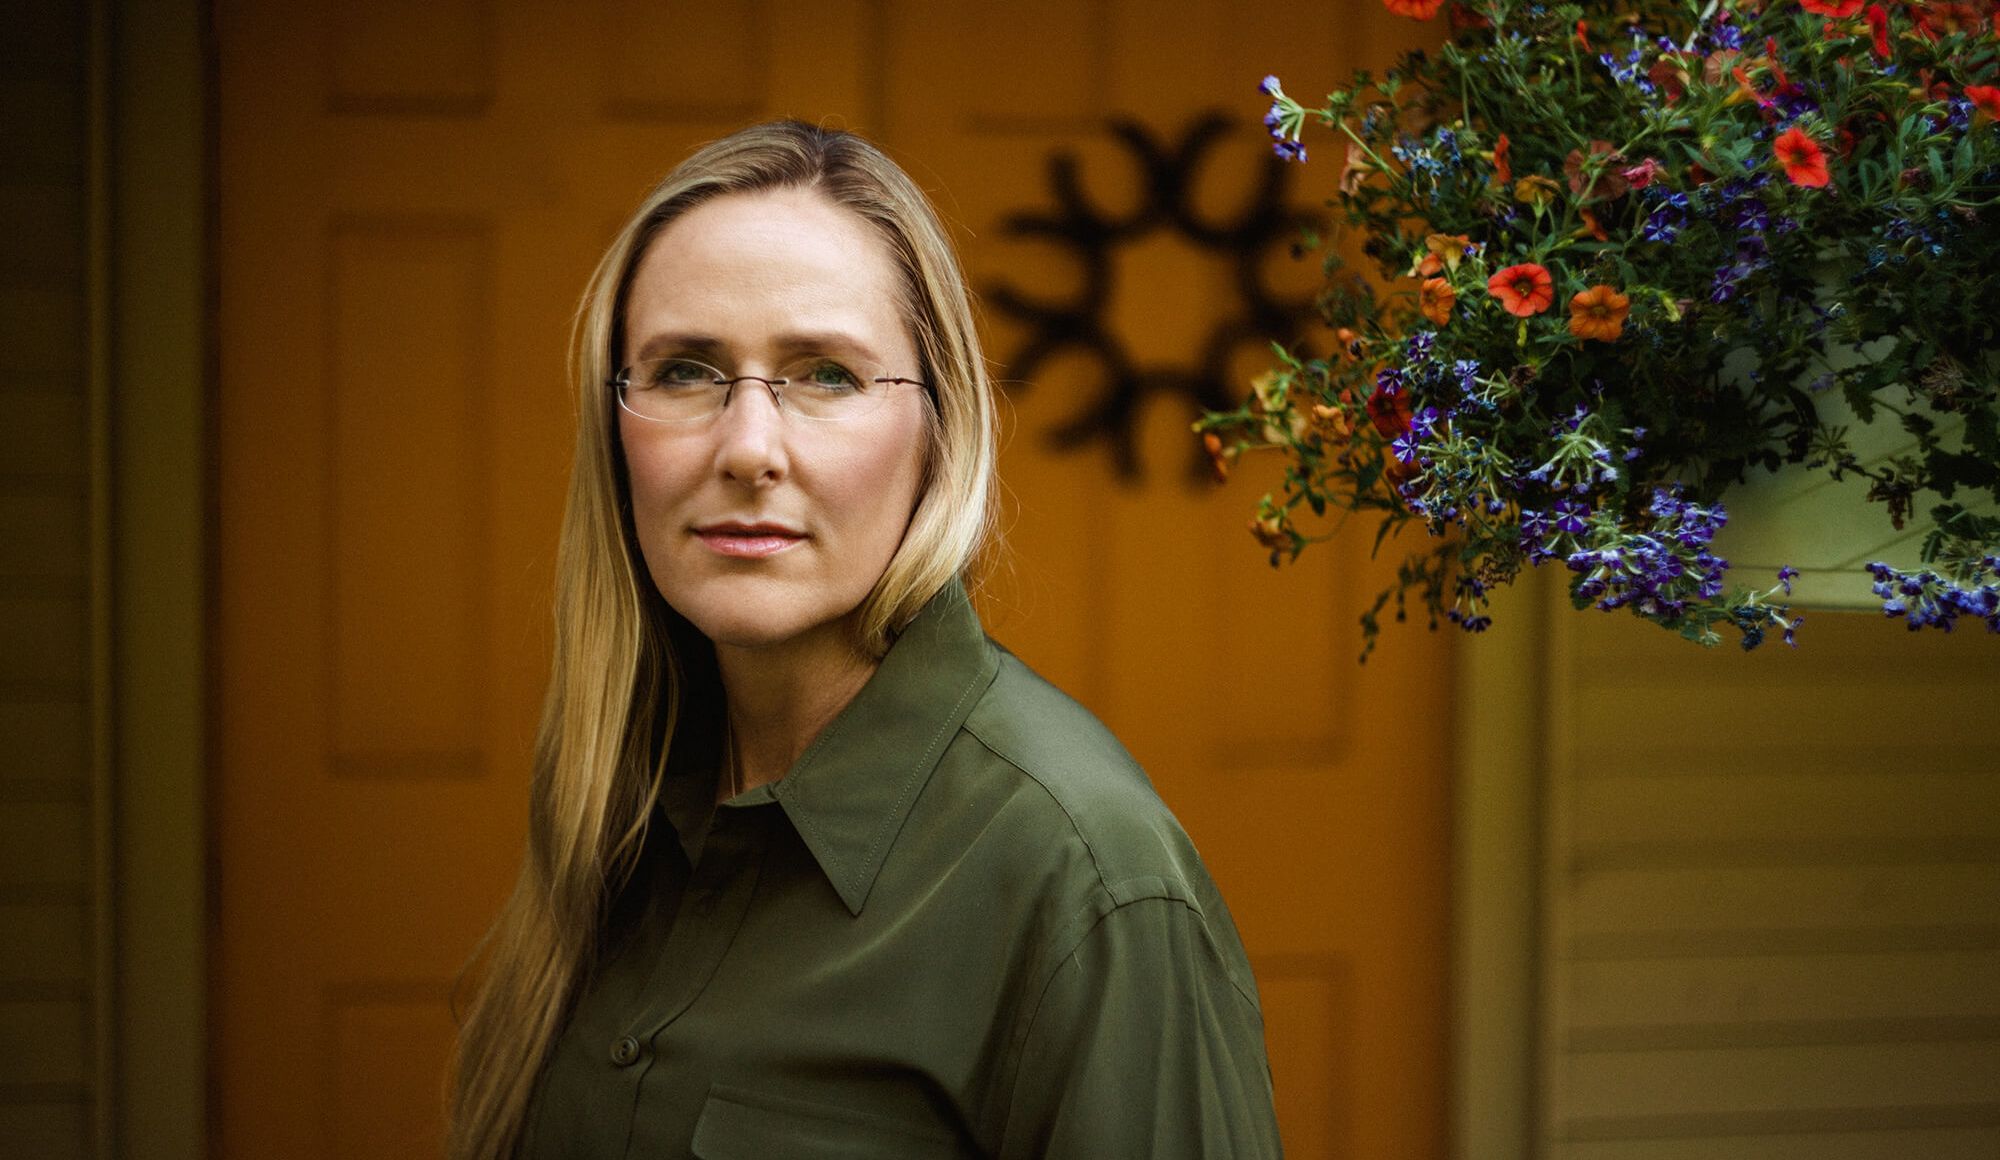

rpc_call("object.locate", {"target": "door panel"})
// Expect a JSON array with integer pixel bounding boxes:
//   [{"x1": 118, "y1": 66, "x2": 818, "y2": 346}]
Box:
[{"x1": 216, "y1": 3, "x2": 1451, "y2": 1156}]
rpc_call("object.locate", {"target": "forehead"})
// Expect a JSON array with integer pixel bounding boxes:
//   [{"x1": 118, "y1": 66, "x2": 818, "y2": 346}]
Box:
[{"x1": 622, "y1": 186, "x2": 911, "y2": 362}]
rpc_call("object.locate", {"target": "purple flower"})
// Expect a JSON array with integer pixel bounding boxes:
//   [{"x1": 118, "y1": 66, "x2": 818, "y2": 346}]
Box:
[
  {"x1": 1554, "y1": 499, "x2": 1591, "y2": 535},
  {"x1": 1863, "y1": 560, "x2": 2000, "y2": 633}
]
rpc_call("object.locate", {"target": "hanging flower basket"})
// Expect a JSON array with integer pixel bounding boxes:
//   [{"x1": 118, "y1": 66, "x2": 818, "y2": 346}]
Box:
[{"x1": 1201, "y1": 0, "x2": 2000, "y2": 658}]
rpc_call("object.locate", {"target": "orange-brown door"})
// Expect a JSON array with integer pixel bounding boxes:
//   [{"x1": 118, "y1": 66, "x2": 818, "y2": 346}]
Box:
[{"x1": 215, "y1": 2, "x2": 1450, "y2": 1156}]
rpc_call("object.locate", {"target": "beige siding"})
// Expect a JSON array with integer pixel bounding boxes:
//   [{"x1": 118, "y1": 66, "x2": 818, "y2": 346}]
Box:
[
  {"x1": 0, "y1": 2, "x2": 98, "y2": 1158},
  {"x1": 1539, "y1": 609, "x2": 2000, "y2": 1157}
]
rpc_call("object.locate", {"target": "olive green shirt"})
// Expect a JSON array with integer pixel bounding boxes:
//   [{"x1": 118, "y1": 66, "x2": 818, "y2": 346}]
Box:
[{"x1": 523, "y1": 584, "x2": 1281, "y2": 1158}]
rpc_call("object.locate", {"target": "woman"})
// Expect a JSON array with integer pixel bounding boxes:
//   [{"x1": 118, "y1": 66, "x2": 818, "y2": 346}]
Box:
[{"x1": 451, "y1": 121, "x2": 1280, "y2": 1159}]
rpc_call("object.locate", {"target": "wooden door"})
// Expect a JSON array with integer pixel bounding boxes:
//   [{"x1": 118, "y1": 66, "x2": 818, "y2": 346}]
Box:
[{"x1": 215, "y1": 2, "x2": 1451, "y2": 1156}]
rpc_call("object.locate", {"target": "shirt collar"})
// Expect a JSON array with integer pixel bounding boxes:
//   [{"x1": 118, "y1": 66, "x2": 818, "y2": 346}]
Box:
[{"x1": 763, "y1": 580, "x2": 998, "y2": 916}]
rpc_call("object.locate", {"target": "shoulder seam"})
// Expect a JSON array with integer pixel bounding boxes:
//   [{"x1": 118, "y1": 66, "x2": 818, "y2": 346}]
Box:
[
  {"x1": 959, "y1": 719, "x2": 1115, "y2": 895},
  {"x1": 1006, "y1": 894, "x2": 1262, "y2": 1090}
]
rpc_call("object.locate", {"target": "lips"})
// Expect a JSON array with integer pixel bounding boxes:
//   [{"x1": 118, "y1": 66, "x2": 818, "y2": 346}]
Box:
[{"x1": 694, "y1": 521, "x2": 807, "y2": 559}]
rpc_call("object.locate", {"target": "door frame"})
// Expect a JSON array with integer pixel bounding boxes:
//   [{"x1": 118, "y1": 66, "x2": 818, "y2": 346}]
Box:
[{"x1": 96, "y1": 0, "x2": 211, "y2": 1154}]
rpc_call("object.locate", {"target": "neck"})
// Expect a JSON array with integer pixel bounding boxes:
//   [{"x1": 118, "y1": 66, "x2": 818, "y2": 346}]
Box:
[{"x1": 714, "y1": 628, "x2": 878, "y2": 799}]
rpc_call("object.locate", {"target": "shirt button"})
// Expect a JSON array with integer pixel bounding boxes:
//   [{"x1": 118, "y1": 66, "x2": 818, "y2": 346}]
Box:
[{"x1": 609, "y1": 1036, "x2": 641, "y2": 1067}]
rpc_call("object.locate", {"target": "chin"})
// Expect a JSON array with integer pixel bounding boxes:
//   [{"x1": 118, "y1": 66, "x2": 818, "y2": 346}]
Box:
[{"x1": 661, "y1": 578, "x2": 864, "y2": 656}]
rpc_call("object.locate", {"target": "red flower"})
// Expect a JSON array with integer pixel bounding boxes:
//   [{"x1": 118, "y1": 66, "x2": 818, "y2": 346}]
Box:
[
  {"x1": 1487, "y1": 263, "x2": 1555, "y2": 317},
  {"x1": 1621, "y1": 158, "x2": 1664, "y2": 190},
  {"x1": 1968, "y1": 85, "x2": 2000, "y2": 121},
  {"x1": 1912, "y1": 0, "x2": 1990, "y2": 37},
  {"x1": 1865, "y1": 3, "x2": 1892, "y2": 57},
  {"x1": 1564, "y1": 140, "x2": 1630, "y2": 202},
  {"x1": 1382, "y1": 0, "x2": 1445, "y2": 19},
  {"x1": 1774, "y1": 126, "x2": 1831, "y2": 187},
  {"x1": 1367, "y1": 381, "x2": 1412, "y2": 438},
  {"x1": 1446, "y1": 2, "x2": 1491, "y2": 32},
  {"x1": 1493, "y1": 133, "x2": 1512, "y2": 185},
  {"x1": 1649, "y1": 56, "x2": 1689, "y2": 102},
  {"x1": 1800, "y1": 0, "x2": 1863, "y2": 16}
]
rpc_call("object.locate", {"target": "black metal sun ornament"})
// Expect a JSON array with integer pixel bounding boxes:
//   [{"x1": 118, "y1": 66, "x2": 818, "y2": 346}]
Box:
[{"x1": 988, "y1": 113, "x2": 1322, "y2": 480}]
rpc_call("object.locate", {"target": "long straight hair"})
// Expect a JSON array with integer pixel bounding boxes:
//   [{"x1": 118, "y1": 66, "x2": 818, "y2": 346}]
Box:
[{"x1": 447, "y1": 122, "x2": 998, "y2": 1159}]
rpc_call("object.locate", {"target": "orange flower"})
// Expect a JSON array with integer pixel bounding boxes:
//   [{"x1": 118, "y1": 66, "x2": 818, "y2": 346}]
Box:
[
  {"x1": 1419, "y1": 232, "x2": 1474, "y2": 275},
  {"x1": 1420, "y1": 277, "x2": 1457, "y2": 326},
  {"x1": 1309, "y1": 404, "x2": 1354, "y2": 445},
  {"x1": 1774, "y1": 125, "x2": 1831, "y2": 187},
  {"x1": 1968, "y1": 85, "x2": 2000, "y2": 122},
  {"x1": 1487, "y1": 263, "x2": 1555, "y2": 317},
  {"x1": 1202, "y1": 432, "x2": 1230, "y2": 482},
  {"x1": 1702, "y1": 49, "x2": 1741, "y2": 86},
  {"x1": 1567, "y1": 284, "x2": 1631, "y2": 342},
  {"x1": 1382, "y1": 0, "x2": 1445, "y2": 18},
  {"x1": 1800, "y1": 0, "x2": 1863, "y2": 16},
  {"x1": 1514, "y1": 174, "x2": 1562, "y2": 208},
  {"x1": 1578, "y1": 208, "x2": 1608, "y2": 242},
  {"x1": 1727, "y1": 64, "x2": 1773, "y2": 109},
  {"x1": 1249, "y1": 515, "x2": 1290, "y2": 551},
  {"x1": 1492, "y1": 133, "x2": 1512, "y2": 184},
  {"x1": 1340, "y1": 139, "x2": 1374, "y2": 196}
]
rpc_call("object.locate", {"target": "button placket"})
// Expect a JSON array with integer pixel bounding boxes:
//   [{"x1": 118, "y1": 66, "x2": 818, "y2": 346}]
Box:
[{"x1": 621, "y1": 805, "x2": 768, "y2": 1043}]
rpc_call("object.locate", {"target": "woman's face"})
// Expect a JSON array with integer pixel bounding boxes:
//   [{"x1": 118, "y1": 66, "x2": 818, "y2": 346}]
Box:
[{"x1": 618, "y1": 187, "x2": 931, "y2": 659}]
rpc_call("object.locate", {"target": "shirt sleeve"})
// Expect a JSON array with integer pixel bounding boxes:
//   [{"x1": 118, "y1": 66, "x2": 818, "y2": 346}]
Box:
[{"x1": 998, "y1": 894, "x2": 1284, "y2": 1159}]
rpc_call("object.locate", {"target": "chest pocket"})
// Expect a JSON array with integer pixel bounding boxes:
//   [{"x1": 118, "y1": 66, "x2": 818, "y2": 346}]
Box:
[{"x1": 690, "y1": 1085, "x2": 974, "y2": 1160}]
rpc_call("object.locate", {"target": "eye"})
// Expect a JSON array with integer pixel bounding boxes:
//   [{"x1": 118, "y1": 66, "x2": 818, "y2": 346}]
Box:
[
  {"x1": 640, "y1": 358, "x2": 720, "y2": 389},
  {"x1": 789, "y1": 358, "x2": 865, "y2": 393}
]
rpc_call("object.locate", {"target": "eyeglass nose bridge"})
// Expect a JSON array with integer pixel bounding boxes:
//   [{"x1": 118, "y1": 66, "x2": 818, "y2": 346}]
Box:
[{"x1": 713, "y1": 373, "x2": 793, "y2": 414}]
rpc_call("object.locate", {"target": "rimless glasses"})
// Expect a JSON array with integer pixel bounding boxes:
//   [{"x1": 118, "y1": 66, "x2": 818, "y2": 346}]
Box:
[{"x1": 609, "y1": 355, "x2": 928, "y2": 424}]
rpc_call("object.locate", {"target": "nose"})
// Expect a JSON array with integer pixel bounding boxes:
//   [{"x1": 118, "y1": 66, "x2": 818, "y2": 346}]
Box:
[{"x1": 712, "y1": 378, "x2": 790, "y2": 486}]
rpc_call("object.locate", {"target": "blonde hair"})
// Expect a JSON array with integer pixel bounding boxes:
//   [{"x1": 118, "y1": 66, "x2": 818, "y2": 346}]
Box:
[{"x1": 448, "y1": 121, "x2": 997, "y2": 1159}]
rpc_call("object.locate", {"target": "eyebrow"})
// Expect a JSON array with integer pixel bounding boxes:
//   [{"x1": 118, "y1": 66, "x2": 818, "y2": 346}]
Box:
[{"x1": 630, "y1": 330, "x2": 884, "y2": 364}]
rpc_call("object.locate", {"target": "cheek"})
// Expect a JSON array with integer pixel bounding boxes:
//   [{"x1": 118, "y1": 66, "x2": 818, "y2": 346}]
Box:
[
  {"x1": 837, "y1": 418, "x2": 930, "y2": 529},
  {"x1": 619, "y1": 424, "x2": 699, "y2": 527}
]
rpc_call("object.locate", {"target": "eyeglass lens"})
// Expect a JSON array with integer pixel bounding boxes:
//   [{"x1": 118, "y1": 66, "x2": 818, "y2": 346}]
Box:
[{"x1": 615, "y1": 357, "x2": 921, "y2": 423}]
